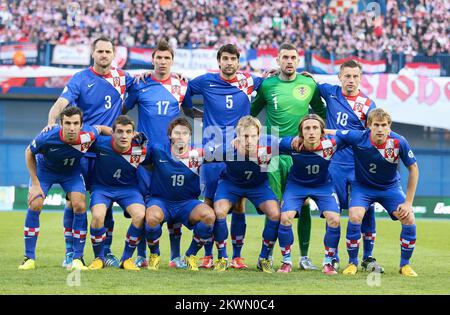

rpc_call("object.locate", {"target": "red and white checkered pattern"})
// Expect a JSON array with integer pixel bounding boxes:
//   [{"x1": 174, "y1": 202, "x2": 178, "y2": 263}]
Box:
[
  {"x1": 167, "y1": 222, "x2": 182, "y2": 235},
  {"x1": 400, "y1": 238, "x2": 416, "y2": 249},
  {"x1": 346, "y1": 238, "x2": 360, "y2": 248},
  {"x1": 281, "y1": 245, "x2": 291, "y2": 256},
  {"x1": 72, "y1": 229, "x2": 87, "y2": 239},
  {"x1": 313, "y1": 138, "x2": 338, "y2": 161},
  {"x1": 373, "y1": 137, "x2": 400, "y2": 164},
  {"x1": 147, "y1": 238, "x2": 159, "y2": 246},
  {"x1": 325, "y1": 246, "x2": 337, "y2": 257},
  {"x1": 121, "y1": 143, "x2": 147, "y2": 168},
  {"x1": 231, "y1": 235, "x2": 244, "y2": 245},
  {"x1": 328, "y1": 0, "x2": 358, "y2": 14},
  {"x1": 24, "y1": 227, "x2": 39, "y2": 237},
  {"x1": 64, "y1": 227, "x2": 72, "y2": 237},
  {"x1": 90, "y1": 233, "x2": 106, "y2": 244},
  {"x1": 126, "y1": 235, "x2": 141, "y2": 247},
  {"x1": 263, "y1": 239, "x2": 275, "y2": 248},
  {"x1": 363, "y1": 232, "x2": 376, "y2": 241},
  {"x1": 228, "y1": 71, "x2": 255, "y2": 101},
  {"x1": 193, "y1": 235, "x2": 211, "y2": 245},
  {"x1": 215, "y1": 240, "x2": 227, "y2": 249},
  {"x1": 104, "y1": 67, "x2": 127, "y2": 101},
  {"x1": 161, "y1": 74, "x2": 188, "y2": 107},
  {"x1": 345, "y1": 94, "x2": 372, "y2": 126}
]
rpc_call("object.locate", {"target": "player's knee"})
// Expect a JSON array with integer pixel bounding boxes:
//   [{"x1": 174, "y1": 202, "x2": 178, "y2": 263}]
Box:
[
  {"x1": 201, "y1": 210, "x2": 216, "y2": 225},
  {"x1": 71, "y1": 200, "x2": 86, "y2": 213},
  {"x1": 400, "y1": 213, "x2": 416, "y2": 225},
  {"x1": 348, "y1": 211, "x2": 363, "y2": 224},
  {"x1": 146, "y1": 213, "x2": 162, "y2": 227},
  {"x1": 132, "y1": 209, "x2": 145, "y2": 223},
  {"x1": 91, "y1": 212, "x2": 105, "y2": 228},
  {"x1": 280, "y1": 213, "x2": 293, "y2": 226},
  {"x1": 29, "y1": 200, "x2": 43, "y2": 211},
  {"x1": 326, "y1": 215, "x2": 340, "y2": 228},
  {"x1": 266, "y1": 209, "x2": 280, "y2": 221}
]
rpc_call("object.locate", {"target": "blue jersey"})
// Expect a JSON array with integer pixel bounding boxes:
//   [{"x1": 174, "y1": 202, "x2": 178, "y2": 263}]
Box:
[
  {"x1": 318, "y1": 83, "x2": 376, "y2": 165},
  {"x1": 336, "y1": 130, "x2": 417, "y2": 189},
  {"x1": 90, "y1": 135, "x2": 150, "y2": 189},
  {"x1": 146, "y1": 143, "x2": 204, "y2": 201},
  {"x1": 30, "y1": 125, "x2": 98, "y2": 173},
  {"x1": 187, "y1": 72, "x2": 263, "y2": 145},
  {"x1": 279, "y1": 136, "x2": 346, "y2": 186},
  {"x1": 124, "y1": 74, "x2": 190, "y2": 145},
  {"x1": 61, "y1": 67, "x2": 134, "y2": 127}
]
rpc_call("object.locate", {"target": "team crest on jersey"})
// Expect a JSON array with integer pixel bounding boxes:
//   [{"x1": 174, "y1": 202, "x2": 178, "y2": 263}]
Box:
[
  {"x1": 122, "y1": 145, "x2": 147, "y2": 168},
  {"x1": 375, "y1": 138, "x2": 400, "y2": 164},
  {"x1": 256, "y1": 146, "x2": 272, "y2": 171},
  {"x1": 171, "y1": 85, "x2": 181, "y2": 95},
  {"x1": 70, "y1": 132, "x2": 96, "y2": 153},
  {"x1": 113, "y1": 77, "x2": 120, "y2": 87},
  {"x1": 346, "y1": 95, "x2": 371, "y2": 125},
  {"x1": 313, "y1": 139, "x2": 337, "y2": 161},
  {"x1": 178, "y1": 148, "x2": 204, "y2": 175}
]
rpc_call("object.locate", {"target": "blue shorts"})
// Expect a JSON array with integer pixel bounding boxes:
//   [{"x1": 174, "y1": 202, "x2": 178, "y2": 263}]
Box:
[
  {"x1": 201, "y1": 162, "x2": 226, "y2": 200},
  {"x1": 349, "y1": 182, "x2": 406, "y2": 221},
  {"x1": 80, "y1": 155, "x2": 96, "y2": 192},
  {"x1": 145, "y1": 197, "x2": 203, "y2": 230},
  {"x1": 33, "y1": 167, "x2": 86, "y2": 196},
  {"x1": 329, "y1": 162, "x2": 354, "y2": 210},
  {"x1": 281, "y1": 180, "x2": 340, "y2": 218},
  {"x1": 137, "y1": 166, "x2": 152, "y2": 197},
  {"x1": 90, "y1": 186, "x2": 144, "y2": 218},
  {"x1": 214, "y1": 179, "x2": 278, "y2": 214}
]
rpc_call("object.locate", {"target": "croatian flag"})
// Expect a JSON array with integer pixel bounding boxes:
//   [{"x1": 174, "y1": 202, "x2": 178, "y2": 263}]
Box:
[{"x1": 401, "y1": 62, "x2": 441, "y2": 77}]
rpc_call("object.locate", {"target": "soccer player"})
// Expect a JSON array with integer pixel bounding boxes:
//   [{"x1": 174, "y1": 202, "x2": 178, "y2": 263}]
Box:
[
  {"x1": 277, "y1": 114, "x2": 343, "y2": 275},
  {"x1": 186, "y1": 44, "x2": 264, "y2": 269},
  {"x1": 328, "y1": 108, "x2": 419, "y2": 277},
  {"x1": 19, "y1": 107, "x2": 110, "y2": 270},
  {"x1": 140, "y1": 117, "x2": 215, "y2": 271},
  {"x1": 251, "y1": 43, "x2": 326, "y2": 270},
  {"x1": 123, "y1": 40, "x2": 192, "y2": 269},
  {"x1": 305, "y1": 60, "x2": 381, "y2": 272},
  {"x1": 207, "y1": 116, "x2": 280, "y2": 273},
  {"x1": 46, "y1": 36, "x2": 135, "y2": 268},
  {"x1": 87, "y1": 115, "x2": 149, "y2": 271}
]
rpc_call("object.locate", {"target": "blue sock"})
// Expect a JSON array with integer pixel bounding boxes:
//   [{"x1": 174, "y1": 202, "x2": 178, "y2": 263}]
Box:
[
  {"x1": 145, "y1": 223, "x2": 162, "y2": 255},
  {"x1": 168, "y1": 222, "x2": 182, "y2": 260},
  {"x1": 346, "y1": 221, "x2": 361, "y2": 265},
  {"x1": 63, "y1": 206, "x2": 74, "y2": 255},
  {"x1": 203, "y1": 239, "x2": 214, "y2": 257},
  {"x1": 324, "y1": 225, "x2": 341, "y2": 263},
  {"x1": 24, "y1": 209, "x2": 40, "y2": 260},
  {"x1": 361, "y1": 205, "x2": 376, "y2": 260},
  {"x1": 400, "y1": 224, "x2": 416, "y2": 267},
  {"x1": 186, "y1": 221, "x2": 213, "y2": 257},
  {"x1": 104, "y1": 207, "x2": 114, "y2": 255},
  {"x1": 137, "y1": 236, "x2": 147, "y2": 258},
  {"x1": 231, "y1": 212, "x2": 246, "y2": 259},
  {"x1": 214, "y1": 218, "x2": 229, "y2": 259},
  {"x1": 72, "y1": 212, "x2": 87, "y2": 259},
  {"x1": 260, "y1": 219, "x2": 279, "y2": 259},
  {"x1": 90, "y1": 226, "x2": 106, "y2": 260},
  {"x1": 121, "y1": 224, "x2": 144, "y2": 261},
  {"x1": 278, "y1": 224, "x2": 293, "y2": 264}
]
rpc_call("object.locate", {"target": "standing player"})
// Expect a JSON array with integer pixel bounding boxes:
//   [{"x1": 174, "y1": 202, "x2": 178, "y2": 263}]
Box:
[
  {"x1": 329, "y1": 108, "x2": 419, "y2": 276},
  {"x1": 19, "y1": 107, "x2": 110, "y2": 270},
  {"x1": 208, "y1": 116, "x2": 280, "y2": 273},
  {"x1": 186, "y1": 44, "x2": 264, "y2": 270},
  {"x1": 46, "y1": 36, "x2": 135, "y2": 268},
  {"x1": 277, "y1": 114, "x2": 343, "y2": 275},
  {"x1": 313, "y1": 60, "x2": 381, "y2": 272},
  {"x1": 87, "y1": 115, "x2": 148, "y2": 271},
  {"x1": 251, "y1": 43, "x2": 326, "y2": 270},
  {"x1": 142, "y1": 118, "x2": 215, "y2": 271},
  {"x1": 124, "y1": 40, "x2": 192, "y2": 269}
]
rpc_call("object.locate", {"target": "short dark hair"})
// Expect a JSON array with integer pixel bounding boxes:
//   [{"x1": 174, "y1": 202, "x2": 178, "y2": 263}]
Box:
[
  {"x1": 339, "y1": 59, "x2": 362, "y2": 73},
  {"x1": 60, "y1": 106, "x2": 83, "y2": 125},
  {"x1": 217, "y1": 44, "x2": 240, "y2": 61},
  {"x1": 92, "y1": 36, "x2": 115, "y2": 52},
  {"x1": 113, "y1": 115, "x2": 135, "y2": 131},
  {"x1": 278, "y1": 43, "x2": 297, "y2": 53},
  {"x1": 298, "y1": 114, "x2": 326, "y2": 138},
  {"x1": 167, "y1": 117, "x2": 192, "y2": 137},
  {"x1": 152, "y1": 39, "x2": 174, "y2": 59}
]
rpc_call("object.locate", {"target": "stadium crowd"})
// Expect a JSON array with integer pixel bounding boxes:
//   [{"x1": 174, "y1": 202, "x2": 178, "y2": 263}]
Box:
[{"x1": 0, "y1": 0, "x2": 449, "y2": 59}]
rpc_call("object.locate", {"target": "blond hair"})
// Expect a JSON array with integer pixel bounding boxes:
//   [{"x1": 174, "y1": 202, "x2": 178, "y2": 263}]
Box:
[
  {"x1": 236, "y1": 115, "x2": 262, "y2": 136},
  {"x1": 367, "y1": 108, "x2": 392, "y2": 126}
]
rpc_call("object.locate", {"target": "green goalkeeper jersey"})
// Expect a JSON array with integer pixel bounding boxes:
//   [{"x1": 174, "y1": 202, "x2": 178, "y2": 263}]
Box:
[{"x1": 251, "y1": 74, "x2": 326, "y2": 137}]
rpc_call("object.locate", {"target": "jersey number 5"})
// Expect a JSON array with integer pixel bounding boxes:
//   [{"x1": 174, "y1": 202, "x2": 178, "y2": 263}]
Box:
[{"x1": 226, "y1": 95, "x2": 233, "y2": 109}]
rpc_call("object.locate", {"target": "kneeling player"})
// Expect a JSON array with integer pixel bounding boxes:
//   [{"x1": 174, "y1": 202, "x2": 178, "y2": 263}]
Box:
[
  {"x1": 208, "y1": 116, "x2": 280, "y2": 273},
  {"x1": 329, "y1": 108, "x2": 419, "y2": 277},
  {"x1": 142, "y1": 118, "x2": 215, "y2": 271},
  {"x1": 88, "y1": 115, "x2": 149, "y2": 271},
  {"x1": 277, "y1": 114, "x2": 344, "y2": 275},
  {"x1": 19, "y1": 107, "x2": 109, "y2": 271}
]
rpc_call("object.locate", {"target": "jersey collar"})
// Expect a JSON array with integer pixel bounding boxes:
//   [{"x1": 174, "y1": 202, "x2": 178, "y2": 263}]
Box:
[{"x1": 89, "y1": 66, "x2": 112, "y2": 77}]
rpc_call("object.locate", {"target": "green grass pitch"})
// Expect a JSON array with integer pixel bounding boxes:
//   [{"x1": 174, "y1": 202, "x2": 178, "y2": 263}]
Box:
[{"x1": 0, "y1": 211, "x2": 449, "y2": 295}]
